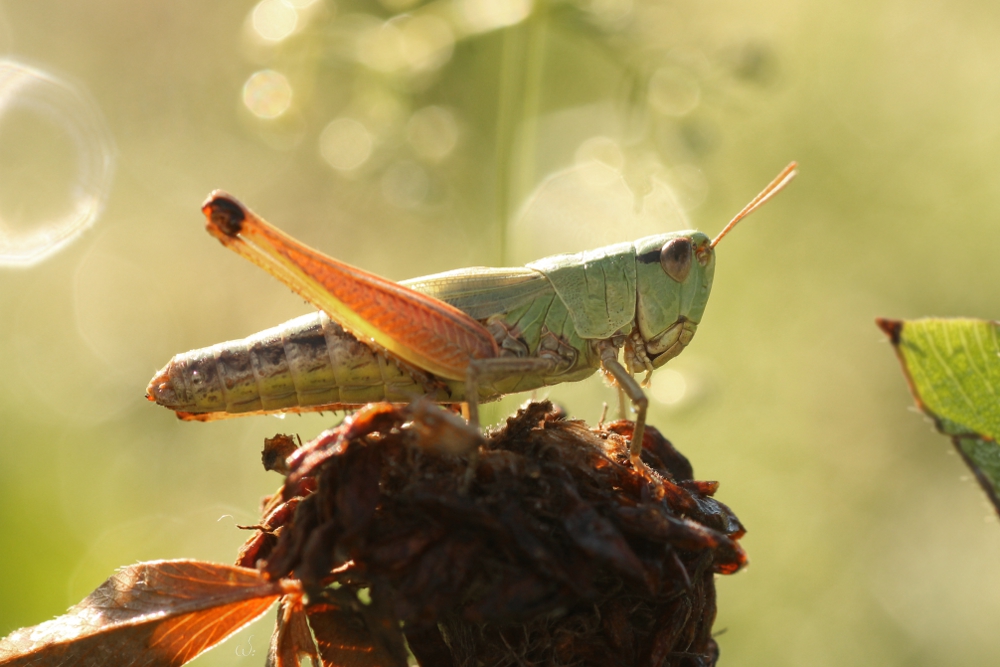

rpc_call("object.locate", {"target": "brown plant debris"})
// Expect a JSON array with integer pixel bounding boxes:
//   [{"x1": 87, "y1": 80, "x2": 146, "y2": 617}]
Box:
[
  {"x1": 0, "y1": 560, "x2": 294, "y2": 667},
  {"x1": 241, "y1": 400, "x2": 747, "y2": 667},
  {"x1": 0, "y1": 401, "x2": 746, "y2": 667}
]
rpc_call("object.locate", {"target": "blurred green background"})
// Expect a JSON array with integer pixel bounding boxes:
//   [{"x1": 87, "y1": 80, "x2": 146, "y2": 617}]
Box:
[{"x1": 2, "y1": 0, "x2": 1000, "y2": 664}]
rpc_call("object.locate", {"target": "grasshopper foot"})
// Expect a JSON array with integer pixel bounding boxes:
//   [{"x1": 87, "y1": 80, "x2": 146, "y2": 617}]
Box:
[
  {"x1": 460, "y1": 449, "x2": 479, "y2": 494},
  {"x1": 629, "y1": 451, "x2": 653, "y2": 478}
]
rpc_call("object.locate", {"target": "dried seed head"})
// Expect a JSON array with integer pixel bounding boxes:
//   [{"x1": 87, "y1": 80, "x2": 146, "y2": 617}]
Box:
[{"x1": 244, "y1": 401, "x2": 746, "y2": 666}]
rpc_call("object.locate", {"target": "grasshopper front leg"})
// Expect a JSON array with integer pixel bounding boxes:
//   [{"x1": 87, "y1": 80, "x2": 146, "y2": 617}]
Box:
[{"x1": 598, "y1": 342, "x2": 650, "y2": 475}]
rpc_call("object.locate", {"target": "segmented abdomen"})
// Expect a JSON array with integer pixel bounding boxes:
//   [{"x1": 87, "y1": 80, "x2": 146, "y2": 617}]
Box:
[{"x1": 147, "y1": 312, "x2": 455, "y2": 420}]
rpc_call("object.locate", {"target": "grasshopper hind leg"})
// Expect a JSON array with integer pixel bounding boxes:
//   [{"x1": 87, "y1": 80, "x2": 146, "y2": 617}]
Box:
[
  {"x1": 464, "y1": 356, "x2": 558, "y2": 429},
  {"x1": 462, "y1": 356, "x2": 557, "y2": 487}
]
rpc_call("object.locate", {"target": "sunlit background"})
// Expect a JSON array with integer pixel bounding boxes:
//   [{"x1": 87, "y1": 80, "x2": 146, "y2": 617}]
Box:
[{"x1": 2, "y1": 0, "x2": 999, "y2": 664}]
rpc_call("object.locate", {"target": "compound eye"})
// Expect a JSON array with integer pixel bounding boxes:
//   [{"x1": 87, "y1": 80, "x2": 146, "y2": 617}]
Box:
[{"x1": 660, "y1": 237, "x2": 693, "y2": 283}]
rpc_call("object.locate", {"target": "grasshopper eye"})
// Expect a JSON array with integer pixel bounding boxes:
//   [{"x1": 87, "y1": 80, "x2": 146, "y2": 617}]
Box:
[{"x1": 660, "y1": 237, "x2": 692, "y2": 282}]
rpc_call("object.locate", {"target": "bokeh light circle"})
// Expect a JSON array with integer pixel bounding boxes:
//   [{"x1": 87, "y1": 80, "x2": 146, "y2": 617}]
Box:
[
  {"x1": 320, "y1": 117, "x2": 374, "y2": 171},
  {"x1": 459, "y1": 0, "x2": 533, "y2": 33},
  {"x1": 381, "y1": 160, "x2": 429, "y2": 208},
  {"x1": 400, "y1": 15, "x2": 455, "y2": 72},
  {"x1": 252, "y1": 0, "x2": 298, "y2": 41},
  {"x1": 586, "y1": 0, "x2": 634, "y2": 25},
  {"x1": 650, "y1": 368, "x2": 687, "y2": 406},
  {"x1": 649, "y1": 65, "x2": 701, "y2": 117},
  {"x1": 508, "y1": 157, "x2": 688, "y2": 264},
  {"x1": 242, "y1": 69, "x2": 293, "y2": 118},
  {"x1": 574, "y1": 135, "x2": 625, "y2": 185},
  {"x1": 406, "y1": 106, "x2": 459, "y2": 162},
  {"x1": 0, "y1": 60, "x2": 115, "y2": 267}
]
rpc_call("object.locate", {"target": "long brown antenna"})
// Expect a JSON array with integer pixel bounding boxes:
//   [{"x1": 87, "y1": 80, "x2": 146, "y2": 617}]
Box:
[{"x1": 710, "y1": 162, "x2": 798, "y2": 248}]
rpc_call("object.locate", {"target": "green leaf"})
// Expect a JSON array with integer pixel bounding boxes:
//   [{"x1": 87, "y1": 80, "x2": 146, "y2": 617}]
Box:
[{"x1": 878, "y1": 317, "x2": 1000, "y2": 515}]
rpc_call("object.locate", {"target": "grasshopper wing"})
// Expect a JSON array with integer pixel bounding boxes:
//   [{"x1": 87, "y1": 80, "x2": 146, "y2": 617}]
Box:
[
  {"x1": 201, "y1": 193, "x2": 499, "y2": 381},
  {"x1": 402, "y1": 266, "x2": 553, "y2": 320}
]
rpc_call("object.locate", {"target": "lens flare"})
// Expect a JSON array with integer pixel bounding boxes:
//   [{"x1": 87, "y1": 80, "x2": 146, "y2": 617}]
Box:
[{"x1": 0, "y1": 60, "x2": 115, "y2": 267}]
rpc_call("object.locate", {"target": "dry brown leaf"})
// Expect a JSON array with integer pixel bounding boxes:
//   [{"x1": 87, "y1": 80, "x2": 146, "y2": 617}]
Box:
[
  {"x1": 0, "y1": 559, "x2": 293, "y2": 667},
  {"x1": 307, "y1": 602, "x2": 408, "y2": 667},
  {"x1": 265, "y1": 597, "x2": 318, "y2": 667}
]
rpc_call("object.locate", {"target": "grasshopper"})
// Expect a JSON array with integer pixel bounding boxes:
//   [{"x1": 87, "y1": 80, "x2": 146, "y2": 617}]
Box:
[{"x1": 147, "y1": 163, "x2": 796, "y2": 472}]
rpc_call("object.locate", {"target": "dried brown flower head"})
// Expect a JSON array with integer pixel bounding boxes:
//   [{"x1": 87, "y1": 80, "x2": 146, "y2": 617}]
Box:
[{"x1": 244, "y1": 400, "x2": 746, "y2": 667}]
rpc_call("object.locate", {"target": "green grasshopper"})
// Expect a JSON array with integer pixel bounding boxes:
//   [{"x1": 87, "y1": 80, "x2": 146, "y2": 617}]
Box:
[{"x1": 147, "y1": 163, "x2": 796, "y2": 472}]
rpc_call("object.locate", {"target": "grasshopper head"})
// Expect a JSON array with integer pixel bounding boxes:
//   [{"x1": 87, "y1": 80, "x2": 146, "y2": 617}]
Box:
[
  {"x1": 631, "y1": 231, "x2": 715, "y2": 370},
  {"x1": 626, "y1": 161, "x2": 798, "y2": 373}
]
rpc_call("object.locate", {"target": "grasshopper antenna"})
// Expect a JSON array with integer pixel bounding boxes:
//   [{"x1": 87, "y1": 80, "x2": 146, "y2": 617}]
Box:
[{"x1": 710, "y1": 161, "x2": 798, "y2": 248}]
